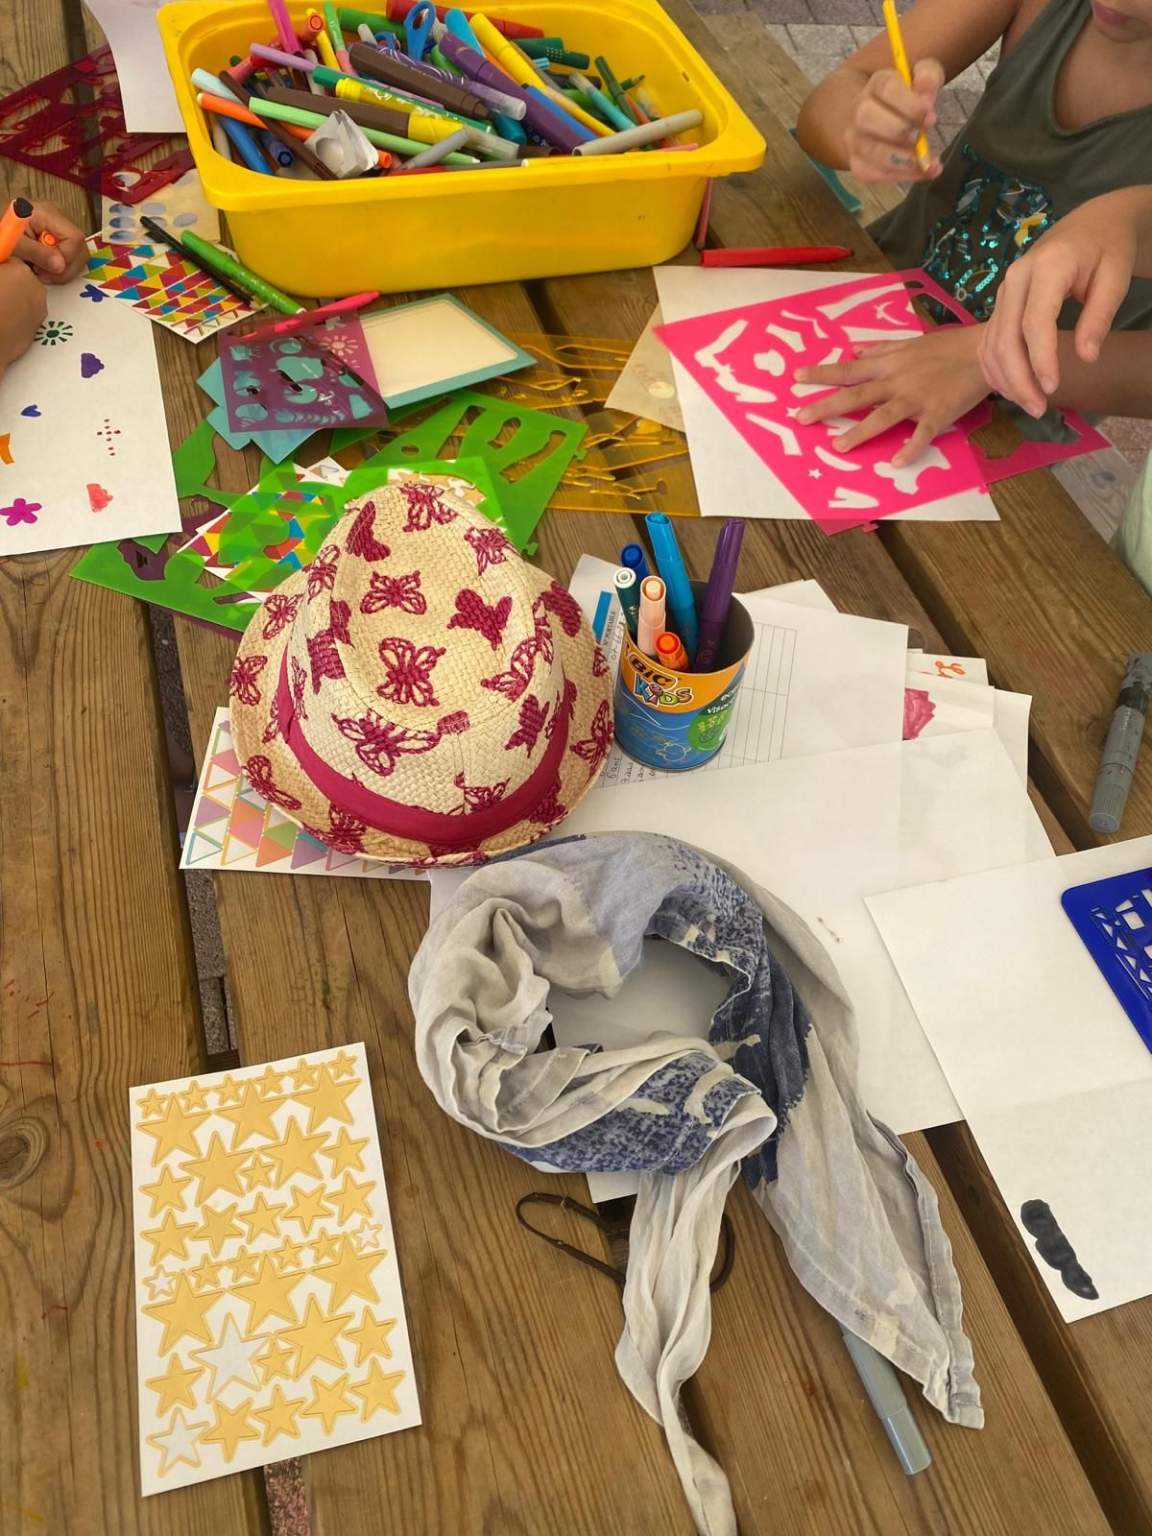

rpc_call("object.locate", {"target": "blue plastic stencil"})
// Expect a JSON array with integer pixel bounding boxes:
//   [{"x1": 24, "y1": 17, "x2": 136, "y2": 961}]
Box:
[{"x1": 1061, "y1": 868, "x2": 1152, "y2": 1052}]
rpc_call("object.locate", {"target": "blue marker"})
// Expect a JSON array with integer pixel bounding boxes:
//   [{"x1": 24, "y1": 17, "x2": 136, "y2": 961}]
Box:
[
  {"x1": 220, "y1": 116, "x2": 274, "y2": 175},
  {"x1": 621, "y1": 542, "x2": 649, "y2": 580},
  {"x1": 645, "y1": 513, "x2": 698, "y2": 663}
]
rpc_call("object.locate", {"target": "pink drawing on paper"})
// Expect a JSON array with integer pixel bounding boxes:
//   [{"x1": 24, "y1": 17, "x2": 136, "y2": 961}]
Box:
[
  {"x1": 903, "y1": 687, "x2": 937, "y2": 740},
  {"x1": 1, "y1": 497, "x2": 41, "y2": 527},
  {"x1": 87, "y1": 483, "x2": 113, "y2": 512}
]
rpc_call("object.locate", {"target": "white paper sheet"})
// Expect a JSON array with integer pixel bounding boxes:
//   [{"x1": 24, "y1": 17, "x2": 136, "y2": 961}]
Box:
[
  {"x1": 867, "y1": 837, "x2": 1152, "y2": 1320},
  {"x1": 84, "y1": 0, "x2": 184, "y2": 133},
  {"x1": 431, "y1": 731, "x2": 1052, "y2": 1143},
  {"x1": 907, "y1": 651, "x2": 990, "y2": 685},
  {"x1": 653, "y1": 267, "x2": 999, "y2": 525},
  {"x1": 0, "y1": 280, "x2": 181, "y2": 556},
  {"x1": 568, "y1": 555, "x2": 908, "y2": 790}
]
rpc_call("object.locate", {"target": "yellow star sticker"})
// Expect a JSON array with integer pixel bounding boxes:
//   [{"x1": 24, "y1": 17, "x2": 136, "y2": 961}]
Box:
[
  {"x1": 140, "y1": 1165, "x2": 192, "y2": 1219},
  {"x1": 255, "y1": 1066, "x2": 286, "y2": 1099},
  {"x1": 240, "y1": 1150, "x2": 279, "y2": 1190},
  {"x1": 218, "y1": 1082, "x2": 283, "y2": 1148},
  {"x1": 288, "y1": 1057, "x2": 322, "y2": 1092},
  {"x1": 314, "y1": 1237, "x2": 386, "y2": 1311},
  {"x1": 200, "y1": 1397, "x2": 260, "y2": 1463},
  {"x1": 179, "y1": 1080, "x2": 211, "y2": 1113},
  {"x1": 136, "y1": 1088, "x2": 169, "y2": 1121},
  {"x1": 183, "y1": 1131, "x2": 249, "y2": 1203},
  {"x1": 282, "y1": 1182, "x2": 334, "y2": 1236},
  {"x1": 295, "y1": 1065, "x2": 358, "y2": 1135},
  {"x1": 320, "y1": 1129, "x2": 370, "y2": 1177},
  {"x1": 271, "y1": 1239, "x2": 306, "y2": 1275},
  {"x1": 143, "y1": 1273, "x2": 218, "y2": 1354},
  {"x1": 311, "y1": 1231, "x2": 343, "y2": 1266},
  {"x1": 253, "y1": 1384, "x2": 307, "y2": 1446},
  {"x1": 345, "y1": 1308, "x2": 398, "y2": 1368},
  {"x1": 230, "y1": 1251, "x2": 262, "y2": 1283},
  {"x1": 140, "y1": 1210, "x2": 199, "y2": 1265},
  {"x1": 266, "y1": 1120, "x2": 328, "y2": 1186},
  {"x1": 329, "y1": 1172, "x2": 374, "y2": 1225},
  {"x1": 138, "y1": 1096, "x2": 209, "y2": 1167},
  {"x1": 301, "y1": 1373, "x2": 357, "y2": 1436},
  {"x1": 351, "y1": 1361, "x2": 406, "y2": 1420},
  {"x1": 329, "y1": 1050, "x2": 358, "y2": 1081},
  {"x1": 187, "y1": 1254, "x2": 224, "y2": 1293},
  {"x1": 256, "y1": 1335, "x2": 296, "y2": 1384},
  {"x1": 232, "y1": 1254, "x2": 304, "y2": 1332},
  {"x1": 237, "y1": 1193, "x2": 284, "y2": 1243},
  {"x1": 145, "y1": 1354, "x2": 205, "y2": 1416},
  {"x1": 146, "y1": 1408, "x2": 206, "y2": 1478},
  {"x1": 193, "y1": 1201, "x2": 242, "y2": 1257},
  {"x1": 279, "y1": 1296, "x2": 353, "y2": 1376},
  {"x1": 214, "y1": 1074, "x2": 244, "y2": 1107}
]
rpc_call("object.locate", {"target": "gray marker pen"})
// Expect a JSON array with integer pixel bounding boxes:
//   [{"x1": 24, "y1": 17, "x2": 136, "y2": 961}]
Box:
[
  {"x1": 1089, "y1": 653, "x2": 1152, "y2": 835},
  {"x1": 839, "y1": 1328, "x2": 932, "y2": 1475}
]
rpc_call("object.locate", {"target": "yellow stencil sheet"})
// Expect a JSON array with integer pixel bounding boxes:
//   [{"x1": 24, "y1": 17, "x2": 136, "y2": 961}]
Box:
[{"x1": 130, "y1": 1043, "x2": 420, "y2": 1494}]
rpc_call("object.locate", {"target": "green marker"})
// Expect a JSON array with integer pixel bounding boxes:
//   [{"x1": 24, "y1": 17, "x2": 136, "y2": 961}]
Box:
[
  {"x1": 178, "y1": 231, "x2": 303, "y2": 315},
  {"x1": 595, "y1": 55, "x2": 641, "y2": 126}
]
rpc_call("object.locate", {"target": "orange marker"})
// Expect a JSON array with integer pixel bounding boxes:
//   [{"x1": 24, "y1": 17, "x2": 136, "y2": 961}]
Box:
[
  {"x1": 655, "y1": 631, "x2": 689, "y2": 670},
  {"x1": 636, "y1": 575, "x2": 666, "y2": 658},
  {"x1": 0, "y1": 197, "x2": 33, "y2": 263},
  {"x1": 39, "y1": 229, "x2": 59, "y2": 249}
]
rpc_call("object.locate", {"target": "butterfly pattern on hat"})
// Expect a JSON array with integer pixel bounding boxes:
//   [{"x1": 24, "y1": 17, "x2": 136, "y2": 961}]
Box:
[
  {"x1": 572, "y1": 699, "x2": 613, "y2": 780},
  {"x1": 504, "y1": 694, "x2": 550, "y2": 757},
  {"x1": 463, "y1": 523, "x2": 511, "y2": 577},
  {"x1": 335, "y1": 708, "x2": 469, "y2": 778},
  {"x1": 376, "y1": 637, "x2": 445, "y2": 709},
  {"x1": 453, "y1": 770, "x2": 510, "y2": 811},
  {"x1": 398, "y1": 481, "x2": 458, "y2": 533},
  {"x1": 448, "y1": 589, "x2": 512, "y2": 652},
  {"x1": 307, "y1": 543, "x2": 340, "y2": 599},
  {"x1": 361, "y1": 570, "x2": 426, "y2": 617},
  {"x1": 308, "y1": 598, "x2": 352, "y2": 694},
  {"x1": 261, "y1": 591, "x2": 303, "y2": 640},
  {"x1": 301, "y1": 805, "x2": 369, "y2": 854},
  {"x1": 228, "y1": 653, "x2": 267, "y2": 708},
  {"x1": 244, "y1": 753, "x2": 302, "y2": 811},
  {"x1": 346, "y1": 502, "x2": 392, "y2": 562}
]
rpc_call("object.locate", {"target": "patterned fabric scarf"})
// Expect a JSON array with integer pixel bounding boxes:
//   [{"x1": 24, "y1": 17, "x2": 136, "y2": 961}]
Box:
[{"x1": 410, "y1": 833, "x2": 982, "y2": 1535}]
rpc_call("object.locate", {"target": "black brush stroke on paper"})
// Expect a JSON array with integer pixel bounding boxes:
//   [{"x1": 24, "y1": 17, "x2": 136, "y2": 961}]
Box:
[{"x1": 1020, "y1": 1199, "x2": 1099, "y2": 1301}]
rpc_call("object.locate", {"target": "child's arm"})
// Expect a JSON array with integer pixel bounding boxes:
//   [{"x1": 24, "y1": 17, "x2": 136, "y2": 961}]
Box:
[
  {"x1": 0, "y1": 260, "x2": 48, "y2": 380},
  {"x1": 980, "y1": 186, "x2": 1152, "y2": 414},
  {"x1": 795, "y1": 0, "x2": 1018, "y2": 183}
]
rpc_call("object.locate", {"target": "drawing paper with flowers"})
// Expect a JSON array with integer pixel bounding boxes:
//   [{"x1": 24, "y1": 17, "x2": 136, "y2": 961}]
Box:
[
  {"x1": 0, "y1": 280, "x2": 180, "y2": 556},
  {"x1": 655, "y1": 271, "x2": 987, "y2": 534}
]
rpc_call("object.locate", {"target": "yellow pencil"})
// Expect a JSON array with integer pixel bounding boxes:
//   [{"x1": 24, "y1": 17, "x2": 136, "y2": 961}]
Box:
[{"x1": 881, "y1": 0, "x2": 931, "y2": 171}]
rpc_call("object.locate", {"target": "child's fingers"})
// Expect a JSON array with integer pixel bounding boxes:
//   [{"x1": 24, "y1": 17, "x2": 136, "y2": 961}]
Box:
[
  {"x1": 983, "y1": 267, "x2": 1048, "y2": 416},
  {"x1": 831, "y1": 400, "x2": 906, "y2": 452},
  {"x1": 797, "y1": 381, "x2": 889, "y2": 424},
  {"x1": 14, "y1": 232, "x2": 66, "y2": 278},
  {"x1": 911, "y1": 58, "x2": 945, "y2": 106},
  {"x1": 892, "y1": 416, "x2": 938, "y2": 467},
  {"x1": 1074, "y1": 255, "x2": 1130, "y2": 365},
  {"x1": 869, "y1": 68, "x2": 936, "y2": 128}
]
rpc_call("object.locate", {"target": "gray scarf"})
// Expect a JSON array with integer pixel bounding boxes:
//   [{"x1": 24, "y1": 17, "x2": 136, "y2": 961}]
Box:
[{"x1": 410, "y1": 833, "x2": 981, "y2": 1534}]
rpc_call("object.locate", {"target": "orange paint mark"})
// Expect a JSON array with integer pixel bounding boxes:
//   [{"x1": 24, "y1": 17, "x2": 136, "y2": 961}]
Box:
[{"x1": 0, "y1": 434, "x2": 11, "y2": 466}]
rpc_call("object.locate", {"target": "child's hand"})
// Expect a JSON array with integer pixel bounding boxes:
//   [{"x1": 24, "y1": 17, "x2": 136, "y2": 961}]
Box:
[
  {"x1": 14, "y1": 201, "x2": 87, "y2": 284},
  {"x1": 794, "y1": 323, "x2": 988, "y2": 465},
  {"x1": 980, "y1": 208, "x2": 1139, "y2": 417},
  {"x1": 0, "y1": 260, "x2": 47, "y2": 375},
  {"x1": 844, "y1": 58, "x2": 944, "y2": 182}
]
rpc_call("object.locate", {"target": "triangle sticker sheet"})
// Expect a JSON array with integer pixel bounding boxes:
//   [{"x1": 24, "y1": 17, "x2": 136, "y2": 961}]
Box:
[
  {"x1": 130, "y1": 1043, "x2": 421, "y2": 1493},
  {"x1": 86, "y1": 237, "x2": 260, "y2": 344},
  {"x1": 181, "y1": 711, "x2": 425, "y2": 883},
  {"x1": 0, "y1": 278, "x2": 181, "y2": 557}
]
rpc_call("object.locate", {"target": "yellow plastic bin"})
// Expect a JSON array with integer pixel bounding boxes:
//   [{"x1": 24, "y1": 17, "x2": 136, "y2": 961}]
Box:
[{"x1": 158, "y1": 0, "x2": 766, "y2": 296}]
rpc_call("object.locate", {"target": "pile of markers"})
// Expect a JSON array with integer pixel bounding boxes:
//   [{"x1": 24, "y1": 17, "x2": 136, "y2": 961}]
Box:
[
  {"x1": 614, "y1": 514, "x2": 744, "y2": 674},
  {"x1": 192, "y1": 0, "x2": 703, "y2": 178}
]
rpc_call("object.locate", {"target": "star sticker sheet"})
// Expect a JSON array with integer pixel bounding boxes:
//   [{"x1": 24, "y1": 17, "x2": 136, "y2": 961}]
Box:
[{"x1": 130, "y1": 1043, "x2": 420, "y2": 1494}]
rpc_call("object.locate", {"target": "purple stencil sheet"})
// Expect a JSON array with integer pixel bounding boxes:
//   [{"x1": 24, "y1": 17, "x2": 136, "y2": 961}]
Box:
[{"x1": 218, "y1": 315, "x2": 390, "y2": 434}]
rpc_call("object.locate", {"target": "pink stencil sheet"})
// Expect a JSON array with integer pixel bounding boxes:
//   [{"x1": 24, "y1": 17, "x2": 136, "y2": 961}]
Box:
[
  {"x1": 656, "y1": 269, "x2": 1108, "y2": 534},
  {"x1": 218, "y1": 315, "x2": 390, "y2": 434}
]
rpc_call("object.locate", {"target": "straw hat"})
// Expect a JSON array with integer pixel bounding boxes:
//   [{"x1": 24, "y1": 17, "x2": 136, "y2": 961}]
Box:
[{"x1": 228, "y1": 480, "x2": 614, "y2": 867}]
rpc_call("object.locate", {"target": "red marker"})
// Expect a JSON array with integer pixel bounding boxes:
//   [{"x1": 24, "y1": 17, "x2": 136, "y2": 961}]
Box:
[{"x1": 700, "y1": 245, "x2": 853, "y2": 268}]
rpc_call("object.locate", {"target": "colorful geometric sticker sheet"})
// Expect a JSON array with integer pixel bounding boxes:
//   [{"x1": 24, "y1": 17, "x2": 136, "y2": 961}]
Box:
[
  {"x1": 655, "y1": 270, "x2": 986, "y2": 534},
  {"x1": 0, "y1": 45, "x2": 192, "y2": 200},
  {"x1": 181, "y1": 710, "x2": 424, "y2": 882},
  {"x1": 102, "y1": 168, "x2": 222, "y2": 247},
  {"x1": 86, "y1": 236, "x2": 260, "y2": 345},
  {"x1": 131, "y1": 1043, "x2": 421, "y2": 1494},
  {"x1": 219, "y1": 319, "x2": 389, "y2": 435},
  {"x1": 0, "y1": 279, "x2": 181, "y2": 558}
]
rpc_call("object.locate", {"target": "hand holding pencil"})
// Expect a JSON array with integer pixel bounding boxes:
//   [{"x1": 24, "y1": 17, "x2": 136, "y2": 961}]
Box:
[{"x1": 842, "y1": 2, "x2": 942, "y2": 185}]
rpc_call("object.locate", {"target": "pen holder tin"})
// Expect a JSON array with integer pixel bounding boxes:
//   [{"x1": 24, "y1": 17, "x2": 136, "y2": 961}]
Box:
[{"x1": 614, "y1": 585, "x2": 753, "y2": 771}]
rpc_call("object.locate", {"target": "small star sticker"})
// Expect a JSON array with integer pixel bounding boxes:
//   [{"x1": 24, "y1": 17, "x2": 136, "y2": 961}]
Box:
[
  {"x1": 254, "y1": 1066, "x2": 286, "y2": 1099},
  {"x1": 288, "y1": 1057, "x2": 322, "y2": 1093},
  {"x1": 236, "y1": 1193, "x2": 284, "y2": 1243},
  {"x1": 187, "y1": 1254, "x2": 225, "y2": 1293},
  {"x1": 192, "y1": 1201, "x2": 243, "y2": 1258},
  {"x1": 310, "y1": 1231, "x2": 343, "y2": 1266},
  {"x1": 140, "y1": 1210, "x2": 199, "y2": 1265},
  {"x1": 351, "y1": 1361, "x2": 406, "y2": 1420},
  {"x1": 345, "y1": 1308, "x2": 398, "y2": 1368},
  {"x1": 182, "y1": 1132, "x2": 249, "y2": 1203},
  {"x1": 146, "y1": 1408, "x2": 207, "y2": 1478},
  {"x1": 199, "y1": 1397, "x2": 260, "y2": 1463},
  {"x1": 328, "y1": 1050, "x2": 358, "y2": 1081},
  {"x1": 314, "y1": 1236, "x2": 387, "y2": 1311},
  {"x1": 240, "y1": 1150, "x2": 279, "y2": 1190},
  {"x1": 145, "y1": 1354, "x2": 204, "y2": 1416},
  {"x1": 143, "y1": 1267, "x2": 178, "y2": 1302},
  {"x1": 135, "y1": 1088, "x2": 169, "y2": 1121},
  {"x1": 219, "y1": 1082, "x2": 283, "y2": 1148},
  {"x1": 214, "y1": 1074, "x2": 244, "y2": 1107},
  {"x1": 329, "y1": 1172, "x2": 374, "y2": 1225},
  {"x1": 294, "y1": 1066, "x2": 358, "y2": 1135},
  {"x1": 139, "y1": 1165, "x2": 192, "y2": 1219},
  {"x1": 179, "y1": 1081, "x2": 211, "y2": 1113},
  {"x1": 283, "y1": 1182, "x2": 335, "y2": 1236},
  {"x1": 320, "y1": 1129, "x2": 370, "y2": 1178},
  {"x1": 301, "y1": 1372, "x2": 357, "y2": 1435},
  {"x1": 353, "y1": 1218, "x2": 385, "y2": 1253},
  {"x1": 253, "y1": 1384, "x2": 307, "y2": 1446},
  {"x1": 256, "y1": 1335, "x2": 296, "y2": 1384},
  {"x1": 138, "y1": 1096, "x2": 209, "y2": 1167},
  {"x1": 279, "y1": 1296, "x2": 353, "y2": 1375}
]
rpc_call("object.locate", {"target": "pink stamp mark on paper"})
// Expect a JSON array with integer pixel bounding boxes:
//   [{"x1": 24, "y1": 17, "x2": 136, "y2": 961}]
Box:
[{"x1": 656, "y1": 269, "x2": 1110, "y2": 535}]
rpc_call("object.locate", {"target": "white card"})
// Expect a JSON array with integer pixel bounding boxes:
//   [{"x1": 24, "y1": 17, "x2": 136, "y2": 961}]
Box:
[{"x1": 0, "y1": 281, "x2": 180, "y2": 556}]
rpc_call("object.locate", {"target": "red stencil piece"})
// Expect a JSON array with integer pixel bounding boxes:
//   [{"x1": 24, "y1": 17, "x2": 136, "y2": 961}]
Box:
[{"x1": 0, "y1": 46, "x2": 192, "y2": 203}]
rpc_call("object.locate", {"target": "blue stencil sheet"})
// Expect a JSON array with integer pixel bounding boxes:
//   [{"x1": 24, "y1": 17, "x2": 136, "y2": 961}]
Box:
[{"x1": 1062, "y1": 867, "x2": 1152, "y2": 1051}]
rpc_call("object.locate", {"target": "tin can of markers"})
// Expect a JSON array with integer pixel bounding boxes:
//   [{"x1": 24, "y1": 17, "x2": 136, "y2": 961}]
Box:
[{"x1": 613, "y1": 584, "x2": 753, "y2": 771}]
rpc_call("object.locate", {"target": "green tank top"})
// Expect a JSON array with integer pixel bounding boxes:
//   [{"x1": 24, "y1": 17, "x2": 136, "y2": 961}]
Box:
[{"x1": 871, "y1": 0, "x2": 1152, "y2": 330}]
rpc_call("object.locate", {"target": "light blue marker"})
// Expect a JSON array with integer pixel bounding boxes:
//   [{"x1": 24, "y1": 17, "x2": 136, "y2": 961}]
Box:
[{"x1": 645, "y1": 512, "x2": 699, "y2": 662}]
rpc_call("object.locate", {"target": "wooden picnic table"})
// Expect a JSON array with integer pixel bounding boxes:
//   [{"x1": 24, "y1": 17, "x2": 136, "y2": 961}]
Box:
[{"x1": 1, "y1": 0, "x2": 1151, "y2": 1531}]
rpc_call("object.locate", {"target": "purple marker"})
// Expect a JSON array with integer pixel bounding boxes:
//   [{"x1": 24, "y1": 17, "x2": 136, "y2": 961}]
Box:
[
  {"x1": 438, "y1": 34, "x2": 585, "y2": 152},
  {"x1": 694, "y1": 520, "x2": 745, "y2": 673}
]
